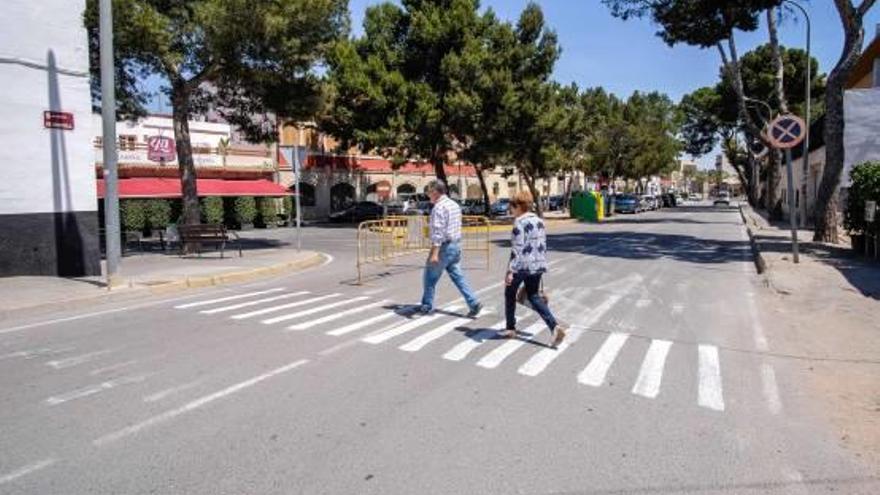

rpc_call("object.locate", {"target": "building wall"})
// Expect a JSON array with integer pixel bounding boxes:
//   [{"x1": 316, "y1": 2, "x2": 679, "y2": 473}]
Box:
[{"x1": 0, "y1": 0, "x2": 100, "y2": 276}]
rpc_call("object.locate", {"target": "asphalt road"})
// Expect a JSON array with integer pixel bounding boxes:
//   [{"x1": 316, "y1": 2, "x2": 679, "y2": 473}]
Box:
[{"x1": 0, "y1": 204, "x2": 876, "y2": 494}]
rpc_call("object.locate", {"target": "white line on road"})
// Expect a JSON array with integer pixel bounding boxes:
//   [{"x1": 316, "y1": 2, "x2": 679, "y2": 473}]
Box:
[
  {"x1": 199, "y1": 291, "x2": 310, "y2": 314},
  {"x1": 578, "y1": 333, "x2": 630, "y2": 387},
  {"x1": 399, "y1": 315, "x2": 475, "y2": 352},
  {"x1": 477, "y1": 321, "x2": 545, "y2": 369},
  {"x1": 142, "y1": 379, "x2": 204, "y2": 403},
  {"x1": 46, "y1": 349, "x2": 116, "y2": 370},
  {"x1": 90, "y1": 359, "x2": 138, "y2": 376},
  {"x1": 268, "y1": 297, "x2": 370, "y2": 326},
  {"x1": 761, "y1": 363, "x2": 783, "y2": 415},
  {"x1": 362, "y1": 308, "x2": 459, "y2": 345},
  {"x1": 746, "y1": 292, "x2": 769, "y2": 352},
  {"x1": 46, "y1": 374, "x2": 152, "y2": 406},
  {"x1": 94, "y1": 359, "x2": 309, "y2": 446},
  {"x1": 442, "y1": 320, "x2": 506, "y2": 362},
  {"x1": 698, "y1": 344, "x2": 725, "y2": 411},
  {"x1": 231, "y1": 294, "x2": 341, "y2": 320},
  {"x1": 174, "y1": 288, "x2": 285, "y2": 309},
  {"x1": 631, "y1": 340, "x2": 672, "y2": 398},
  {"x1": 326, "y1": 312, "x2": 398, "y2": 336},
  {"x1": 287, "y1": 300, "x2": 390, "y2": 331},
  {"x1": 0, "y1": 458, "x2": 57, "y2": 486}
]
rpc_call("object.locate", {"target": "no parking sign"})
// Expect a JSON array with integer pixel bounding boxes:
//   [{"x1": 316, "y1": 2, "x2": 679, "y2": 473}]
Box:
[{"x1": 767, "y1": 114, "x2": 806, "y2": 150}]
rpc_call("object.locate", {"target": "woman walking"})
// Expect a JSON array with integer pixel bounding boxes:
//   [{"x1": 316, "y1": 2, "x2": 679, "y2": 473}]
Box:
[{"x1": 503, "y1": 190, "x2": 567, "y2": 347}]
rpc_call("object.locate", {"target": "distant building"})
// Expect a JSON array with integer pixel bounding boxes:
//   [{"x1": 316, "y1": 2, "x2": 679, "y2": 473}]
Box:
[{"x1": 0, "y1": 0, "x2": 100, "y2": 276}]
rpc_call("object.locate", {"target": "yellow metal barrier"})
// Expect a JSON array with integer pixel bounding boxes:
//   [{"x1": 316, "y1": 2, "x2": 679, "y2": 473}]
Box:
[{"x1": 356, "y1": 215, "x2": 491, "y2": 284}]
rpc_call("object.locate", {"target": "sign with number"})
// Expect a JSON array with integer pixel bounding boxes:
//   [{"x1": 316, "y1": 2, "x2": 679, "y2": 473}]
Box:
[
  {"x1": 147, "y1": 136, "x2": 176, "y2": 162},
  {"x1": 43, "y1": 111, "x2": 74, "y2": 130},
  {"x1": 767, "y1": 114, "x2": 806, "y2": 149}
]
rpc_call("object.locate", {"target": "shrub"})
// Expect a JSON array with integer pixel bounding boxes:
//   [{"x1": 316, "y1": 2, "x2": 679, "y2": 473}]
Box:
[
  {"x1": 120, "y1": 200, "x2": 147, "y2": 232},
  {"x1": 201, "y1": 196, "x2": 225, "y2": 224},
  {"x1": 256, "y1": 197, "x2": 278, "y2": 227},
  {"x1": 144, "y1": 199, "x2": 172, "y2": 231},
  {"x1": 844, "y1": 161, "x2": 880, "y2": 235},
  {"x1": 233, "y1": 196, "x2": 257, "y2": 227}
]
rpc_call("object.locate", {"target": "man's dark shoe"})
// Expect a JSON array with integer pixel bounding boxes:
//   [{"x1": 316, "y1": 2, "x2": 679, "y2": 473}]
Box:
[
  {"x1": 418, "y1": 305, "x2": 435, "y2": 315},
  {"x1": 467, "y1": 303, "x2": 483, "y2": 318}
]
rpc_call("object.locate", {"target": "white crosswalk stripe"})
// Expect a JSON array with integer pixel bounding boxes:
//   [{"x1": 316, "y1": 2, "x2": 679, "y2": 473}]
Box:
[
  {"x1": 287, "y1": 300, "x2": 390, "y2": 331},
  {"x1": 362, "y1": 307, "x2": 461, "y2": 345},
  {"x1": 698, "y1": 344, "x2": 725, "y2": 411},
  {"x1": 578, "y1": 333, "x2": 629, "y2": 387},
  {"x1": 199, "y1": 292, "x2": 310, "y2": 315},
  {"x1": 399, "y1": 316, "x2": 475, "y2": 352},
  {"x1": 174, "y1": 289, "x2": 284, "y2": 309},
  {"x1": 476, "y1": 321, "x2": 545, "y2": 369},
  {"x1": 631, "y1": 339, "x2": 672, "y2": 399},
  {"x1": 266, "y1": 297, "x2": 370, "y2": 326},
  {"x1": 230, "y1": 294, "x2": 341, "y2": 320},
  {"x1": 327, "y1": 312, "x2": 398, "y2": 336},
  {"x1": 442, "y1": 320, "x2": 505, "y2": 362}
]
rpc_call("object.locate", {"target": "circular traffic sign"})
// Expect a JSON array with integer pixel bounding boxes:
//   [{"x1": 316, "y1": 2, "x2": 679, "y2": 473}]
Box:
[{"x1": 767, "y1": 114, "x2": 806, "y2": 149}]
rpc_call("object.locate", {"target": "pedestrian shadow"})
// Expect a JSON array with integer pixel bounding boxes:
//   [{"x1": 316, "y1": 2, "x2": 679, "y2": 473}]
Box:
[
  {"x1": 385, "y1": 304, "x2": 463, "y2": 319},
  {"x1": 451, "y1": 325, "x2": 555, "y2": 349}
]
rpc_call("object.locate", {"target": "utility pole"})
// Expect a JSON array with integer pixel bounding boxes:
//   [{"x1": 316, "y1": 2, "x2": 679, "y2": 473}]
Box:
[
  {"x1": 294, "y1": 125, "x2": 303, "y2": 252},
  {"x1": 100, "y1": 0, "x2": 121, "y2": 287}
]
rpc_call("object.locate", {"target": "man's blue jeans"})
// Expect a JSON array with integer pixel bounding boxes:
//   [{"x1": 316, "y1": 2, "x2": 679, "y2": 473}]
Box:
[{"x1": 420, "y1": 242, "x2": 479, "y2": 311}]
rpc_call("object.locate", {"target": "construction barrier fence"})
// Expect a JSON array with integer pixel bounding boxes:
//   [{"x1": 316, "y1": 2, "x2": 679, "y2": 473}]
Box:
[{"x1": 356, "y1": 215, "x2": 492, "y2": 284}]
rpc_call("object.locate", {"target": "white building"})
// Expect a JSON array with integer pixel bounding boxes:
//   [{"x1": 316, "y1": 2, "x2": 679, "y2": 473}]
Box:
[{"x1": 0, "y1": 0, "x2": 100, "y2": 276}]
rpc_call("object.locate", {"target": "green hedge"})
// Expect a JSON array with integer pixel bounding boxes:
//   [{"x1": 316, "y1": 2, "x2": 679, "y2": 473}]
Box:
[
  {"x1": 232, "y1": 196, "x2": 257, "y2": 227},
  {"x1": 256, "y1": 197, "x2": 278, "y2": 227},
  {"x1": 120, "y1": 199, "x2": 172, "y2": 233},
  {"x1": 845, "y1": 162, "x2": 880, "y2": 235},
  {"x1": 201, "y1": 196, "x2": 225, "y2": 224}
]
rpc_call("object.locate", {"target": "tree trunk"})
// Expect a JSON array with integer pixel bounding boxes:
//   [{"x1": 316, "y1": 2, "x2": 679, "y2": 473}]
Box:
[
  {"x1": 475, "y1": 165, "x2": 491, "y2": 216},
  {"x1": 564, "y1": 171, "x2": 574, "y2": 210},
  {"x1": 431, "y1": 152, "x2": 449, "y2": 187},
  {"x1": 522, "y1": 170, "x2": 543, "y2": 218},
  {"x1": 814, "y1": 1, "x2": 874, "y2": 242},
  {"x1": 767, "y1": 8, "x2": 789, "y2": 115},
  {"x1": 766, "y1": 149, "x2": 782, "y2": 218},
  {"x1": 171, "y1": 85, "x2": 200, "y2": 226}
]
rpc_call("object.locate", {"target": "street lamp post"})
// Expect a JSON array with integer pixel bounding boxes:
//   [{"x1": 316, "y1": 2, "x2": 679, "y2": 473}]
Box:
[
  {"x1": 99, "y1": 0, "x2": 121, "y2": 287},
  {"x1": 784, "y1": 0, "x2": 811, "y2": 228}
]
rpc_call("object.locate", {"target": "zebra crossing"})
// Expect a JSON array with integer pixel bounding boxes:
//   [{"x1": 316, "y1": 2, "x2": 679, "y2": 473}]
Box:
[{"x1": 174, "y1": 287, "x2": 731, "y2": 412}]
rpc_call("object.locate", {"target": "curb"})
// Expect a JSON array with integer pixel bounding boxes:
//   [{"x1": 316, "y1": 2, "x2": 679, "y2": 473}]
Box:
[
  {"x1": 0, "y1": 252, "x2": 328, "y2": 320},
  {"x1": 739, "y1": 205, "x2": 768, "y2": 274}
]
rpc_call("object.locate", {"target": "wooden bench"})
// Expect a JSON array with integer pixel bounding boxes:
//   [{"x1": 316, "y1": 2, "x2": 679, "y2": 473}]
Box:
[{"x1": 177, "y1": 224, "x2": 242, "y2": 258}]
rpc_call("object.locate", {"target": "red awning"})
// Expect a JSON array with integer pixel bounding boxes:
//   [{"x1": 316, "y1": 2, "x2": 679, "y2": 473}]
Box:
[{"x1": 96, "y1": 178, "x2": 291, "y2": 199}]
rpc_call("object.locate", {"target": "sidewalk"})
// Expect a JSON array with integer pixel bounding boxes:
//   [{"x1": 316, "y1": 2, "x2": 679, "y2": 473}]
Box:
[
  {"x1": 0, "y1": 246, "x2": 325, "y2": 318},
  {"x1": 742, "y1": 204, "x2": 880, "y2": 468}
]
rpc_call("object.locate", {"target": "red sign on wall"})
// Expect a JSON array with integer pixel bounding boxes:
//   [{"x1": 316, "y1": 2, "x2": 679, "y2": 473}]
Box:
[
  {"x1": 43, "y1": 111, "x2": 74, "y2": 130},
  {"x1": 147, "y1": 136, "x2": 176, "y2": 162}
]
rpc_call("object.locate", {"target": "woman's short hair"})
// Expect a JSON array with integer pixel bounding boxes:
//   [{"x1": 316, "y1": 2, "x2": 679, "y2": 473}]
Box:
[{"x1": 510, "y1": 190, "x2": 534, "y2": 212}]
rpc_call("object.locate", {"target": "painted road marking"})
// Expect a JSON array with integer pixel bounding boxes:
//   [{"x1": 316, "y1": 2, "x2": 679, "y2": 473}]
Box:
[
  {"x1": 287, "y1": 300, "x2": 390, "y2": 331},
  {"x1": 90, "y1": 359, "x2": 138, "y2": 376},
  {"x1": 761, "y1": 363, "x2": 783, "y2": 415},
  {"x1": 746, "y1": 292, "x2": 769, "y2": 352},
  {"x1": 476, "y1": 321, "x2": 545, "y2": 369},
  {"x1": 362, "y1": 308, "x2": 460, "y2": 345},
  {"x1": 230, "y1": 294, "x2": 341, "y2": 320},
  {"x1": 442, "y1": 320, "x2": 506, "y2": 362},
  {"x1": 631, "y1": 339, "x2": 672, "y2": 398},
  {"x1": 46, "y1": 374, "x2": 151, "y2": 406},
  {"x1": 399, "y1": 316, "x2": 475, "y2": 352},
  {"x1": 94, "y1": 359, "x2": 309, "y2": 446},
  {"x1": 578, "y1": 333, "x2": 629, "y2": 387},
  {"x1": 327, "y1": 312, "x2": 398, "y2": 336},
  {"x1": 519, "y1": 290, "x2": 629, "y2": 378},
  {"x1": 265, "y1": 297, "x2": 370, "y2": 326},
  {"x1": 143, "y1": 379, "x2": 204, "y2": 403},
  {"x1": 698, "y1": 344, "x2": 725, "y2": 411},
  {"x1": 174, "y1": 288, "x2": 284, "y2": 309},
  {"x1": 46, "y1": 349, "x2": 116, "y2": 370},
  {"x1": 199, "y1": 291, "x2": 310, "y2": 315},
  {"x1": 0, "y1": 458, "x2": 57, "y2": 486}
]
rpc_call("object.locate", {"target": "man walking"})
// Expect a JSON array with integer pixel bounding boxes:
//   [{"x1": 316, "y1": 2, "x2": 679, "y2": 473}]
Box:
[{"x1": 419, "y1": 180, "x2": 482, "y2": 317}]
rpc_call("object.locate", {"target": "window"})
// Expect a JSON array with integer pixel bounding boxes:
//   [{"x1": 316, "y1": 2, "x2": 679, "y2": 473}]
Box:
[{"x1": 119, "y1": 135, "x2": 137, "y2": 151}]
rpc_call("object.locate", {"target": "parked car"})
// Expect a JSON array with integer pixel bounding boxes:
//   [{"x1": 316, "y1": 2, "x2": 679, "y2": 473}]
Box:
[
  {"x1": 640, "y1": 195, "x2": 655, "y2": 211},
  {"x1": 614, "y1": 194, "x2": 640, "y2": 214},
  {"x1": 462, "y1": 199, "x2": 485, "y2": 215},
  {"x1": 491, "y1": 198, "x2": 511, "y2": 217},
  {"x1": 688, "y1": 193, "x2": 701, "y2": 201},
  {"x1": 713, "y1": 191, "x2": 731, "y2": 206},
  {"x1": 328, "y1": 201, "x2": 385, "y2": 223},
  {"x1": 547, "y1": 195, "x2": 564, "y2": 211}
]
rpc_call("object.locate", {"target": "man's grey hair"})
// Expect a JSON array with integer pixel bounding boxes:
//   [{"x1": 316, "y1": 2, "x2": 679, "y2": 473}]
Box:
[{"x1": 426, "y1": 180, "x2": 447, "y2": 195}]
